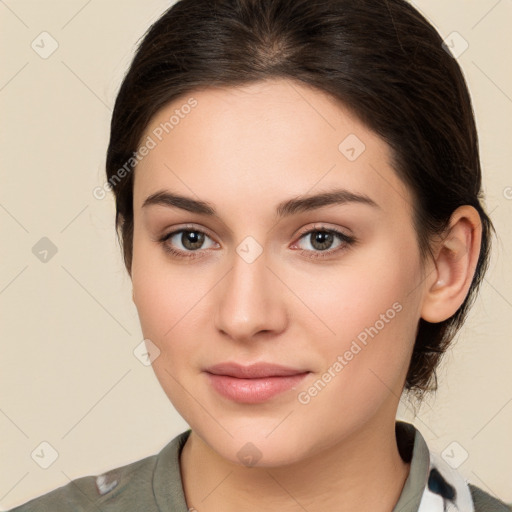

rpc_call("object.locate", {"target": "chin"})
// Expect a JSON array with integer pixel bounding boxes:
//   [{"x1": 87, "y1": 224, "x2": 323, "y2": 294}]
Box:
[{"x1": 193, "y1": 418, "x2": 320, "y2": 468}]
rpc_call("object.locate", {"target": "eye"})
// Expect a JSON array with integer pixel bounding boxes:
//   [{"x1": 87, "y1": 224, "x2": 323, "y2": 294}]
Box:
[
  {"x1": 160, "y1": 227, "x2": 218, "y2": 259},
  {"x1": 158, "y1": 224, "x2": 356, "y2": 261},
  {"x1": 292, "y1": 225, "x2": 356, "y2": 259}
]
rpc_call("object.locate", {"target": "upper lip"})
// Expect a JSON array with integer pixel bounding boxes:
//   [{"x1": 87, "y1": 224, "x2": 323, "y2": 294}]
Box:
[{"x1": 205, "y1": 362, "x2": 309, "y2": 379}]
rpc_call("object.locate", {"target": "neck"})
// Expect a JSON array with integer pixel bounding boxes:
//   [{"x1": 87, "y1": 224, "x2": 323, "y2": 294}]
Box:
[{"x1": 179, "y1": 415, "x2": 411, "y2": 512}]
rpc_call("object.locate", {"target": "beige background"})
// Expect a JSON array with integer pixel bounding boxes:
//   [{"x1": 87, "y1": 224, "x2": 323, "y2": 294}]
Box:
[{"x1": 1, "y1": 0, "x2": 511, "y2": 509}]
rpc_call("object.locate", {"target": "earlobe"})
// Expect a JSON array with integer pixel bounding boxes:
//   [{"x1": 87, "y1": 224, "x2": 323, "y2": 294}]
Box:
[{"x1": 421, "y1": 206, "x2": 482, "y2": 323}]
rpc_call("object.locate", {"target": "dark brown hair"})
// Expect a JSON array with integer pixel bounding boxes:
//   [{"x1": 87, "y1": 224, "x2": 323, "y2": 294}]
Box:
[{"x1": 106, "y1": 0, "x2": 493, "y2": 400}]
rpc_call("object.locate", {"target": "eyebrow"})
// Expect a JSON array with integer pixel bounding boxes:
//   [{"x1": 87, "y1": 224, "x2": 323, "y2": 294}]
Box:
[{"x1": 141, "y1": 188, "x2": 379, "y2": 217}]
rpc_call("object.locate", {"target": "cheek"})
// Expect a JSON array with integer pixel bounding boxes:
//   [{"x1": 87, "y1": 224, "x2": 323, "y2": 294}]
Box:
[
  {"x1": 290, "y1": 241, "x2": 421, "y2": 394},
  {"x1": 291, "y1": 282, "x2": 419, "y2": 434},
  {"x1": 131, "y1": 232, "x2": 217, "y2": 371},
  {"x1": 288, "y1": 235, "x2": 422, "y2": 345},
  {"x1": 133, "y1": 266, "x2": 205, "y2": 345},
  {"x1": 131, "y1": 257, "x2": 207, "y2": 410},
  {"x1": 131, "y1": 232, "x2": 190, "y2": 344}
]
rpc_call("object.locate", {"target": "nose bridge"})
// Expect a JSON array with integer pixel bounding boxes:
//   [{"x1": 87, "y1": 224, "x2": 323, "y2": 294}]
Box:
[{"x1": 214, "y1": 242, "x2": 286, "y2": 340}]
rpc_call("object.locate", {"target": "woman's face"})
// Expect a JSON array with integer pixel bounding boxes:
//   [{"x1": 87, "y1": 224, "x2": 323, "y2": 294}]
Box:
[{"x1": 131, "y1": 78, "x2": 427, "y2": 466}]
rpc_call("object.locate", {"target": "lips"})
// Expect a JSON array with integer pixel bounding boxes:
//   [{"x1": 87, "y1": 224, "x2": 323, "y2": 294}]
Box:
[
  {"x1": 204, "y1": 362, "x2": 310, "y2": 403},
  {"x1": 206, "y1": 362, "x2": 308, "y2": 378}
]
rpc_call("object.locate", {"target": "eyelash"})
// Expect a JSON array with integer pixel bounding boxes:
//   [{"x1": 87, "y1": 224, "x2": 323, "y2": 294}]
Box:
[{"x1": 158, "y1": 225, "x2": 356, "y2": 261}]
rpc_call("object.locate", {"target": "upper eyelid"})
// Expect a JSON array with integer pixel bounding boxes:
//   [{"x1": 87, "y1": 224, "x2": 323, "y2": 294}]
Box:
[
  {"x1": 297, "y1": 223, "x2": 351, "y2": 237},
  {"x1": 163, "y1": 223, "x2": 216, "y2": 240}
]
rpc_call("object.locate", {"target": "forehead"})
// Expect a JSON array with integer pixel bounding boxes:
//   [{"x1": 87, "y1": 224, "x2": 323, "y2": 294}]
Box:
[{"x1": 133, "y1": 78, "x2": 412, "y2": 219}]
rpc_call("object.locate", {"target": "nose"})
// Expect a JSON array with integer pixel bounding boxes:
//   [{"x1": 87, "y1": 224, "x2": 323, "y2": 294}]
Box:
[{"x1": 214, "y1": 246, "x2": 288, "y2": 343}]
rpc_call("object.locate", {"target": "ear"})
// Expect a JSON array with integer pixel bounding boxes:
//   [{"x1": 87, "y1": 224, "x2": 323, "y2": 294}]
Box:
[{"x1": 421, "y1": 205, "x2": 482, "y2": 323}]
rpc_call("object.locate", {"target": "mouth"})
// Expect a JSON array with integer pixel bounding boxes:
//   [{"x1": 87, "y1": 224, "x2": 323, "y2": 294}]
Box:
[{"x1": 204, "y1": 362, "x2": 310, "y2": 403}]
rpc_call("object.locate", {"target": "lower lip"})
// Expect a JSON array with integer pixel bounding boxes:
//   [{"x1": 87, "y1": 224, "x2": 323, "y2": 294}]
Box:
[{"x1": 206, "y1": 372, "x2": 309, "y2": 403}]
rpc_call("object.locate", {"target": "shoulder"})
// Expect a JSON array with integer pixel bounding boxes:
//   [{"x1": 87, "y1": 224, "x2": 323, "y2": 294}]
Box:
[
  {"x1": 469, "y1": 483, "x2": 512, "y2": 512},
  {"x1": 7, "y1": 432, "x2": 190, "y2": 512},
  {"x1": 8, "y1": 455, "x2": 157, "y2": 512}
]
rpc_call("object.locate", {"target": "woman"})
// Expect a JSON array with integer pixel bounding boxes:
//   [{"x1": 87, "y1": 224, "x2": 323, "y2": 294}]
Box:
[{"x1": 10, "y1": 0, "x2": 510, "y2": 510}]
